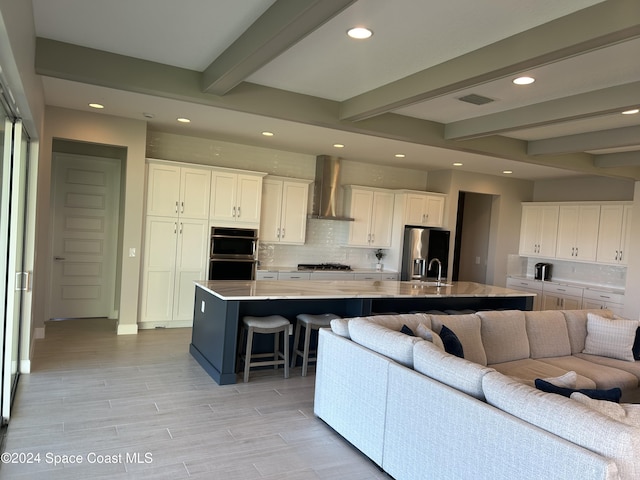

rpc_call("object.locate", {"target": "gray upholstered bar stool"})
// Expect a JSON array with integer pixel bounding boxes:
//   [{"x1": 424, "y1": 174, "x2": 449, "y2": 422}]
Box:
[
  {"x1": 239, "y1": 315, "x2": 291, "y2": 382},
  {"x1": 291, "y1": 313, "x2": 341, "y2": 376}
]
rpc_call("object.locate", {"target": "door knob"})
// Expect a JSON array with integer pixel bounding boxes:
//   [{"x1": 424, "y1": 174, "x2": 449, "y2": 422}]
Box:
[{"x1": 54, "y1": 256, "x2": 66, "y2": 261}]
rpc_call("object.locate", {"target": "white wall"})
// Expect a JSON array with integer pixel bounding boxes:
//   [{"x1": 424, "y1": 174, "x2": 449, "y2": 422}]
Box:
[
  {"x1": 427, "y1": 169, "x2": 534, "y2": 287},
  {"x1": 623, "y1": 181, "x2": 640, "y2": 320},
  {"x1": 35, "y1": 107, "x2": 147, "y2": 335},
  {"x1": 533, "y1": 176, "x2": 635, "y2": 202}
]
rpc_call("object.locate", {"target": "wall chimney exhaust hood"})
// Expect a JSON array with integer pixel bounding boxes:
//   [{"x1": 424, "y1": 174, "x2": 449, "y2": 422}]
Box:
[{"x1": 309, "y1": 155, "x2": 354, "y2": 221}]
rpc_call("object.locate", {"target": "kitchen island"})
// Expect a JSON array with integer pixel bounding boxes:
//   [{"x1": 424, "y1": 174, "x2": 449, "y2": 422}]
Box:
[{"x1": 190, "y1": 280, "x2": 534, "y2": 385}]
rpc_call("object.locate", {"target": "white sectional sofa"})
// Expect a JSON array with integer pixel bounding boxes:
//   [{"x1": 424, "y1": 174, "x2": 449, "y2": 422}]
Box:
[{"x1": 314, "y1": 309, "x2": 640, "y2": 480}]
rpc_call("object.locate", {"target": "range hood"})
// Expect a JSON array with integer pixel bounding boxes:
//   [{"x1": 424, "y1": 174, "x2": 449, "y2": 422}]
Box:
[{"x1": 309, "y1": 155, "x2": 354, "y2": 221}]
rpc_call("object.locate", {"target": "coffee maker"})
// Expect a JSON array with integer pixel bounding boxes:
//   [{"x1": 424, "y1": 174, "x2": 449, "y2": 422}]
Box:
[{"x1": 534, "y1": 262, "x2": 552, "y2": 281}]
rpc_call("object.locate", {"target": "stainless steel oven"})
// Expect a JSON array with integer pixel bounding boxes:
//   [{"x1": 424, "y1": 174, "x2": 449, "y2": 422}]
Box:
[{"x1": 209, "y1": 227, "x2": 258, "y2": 280}]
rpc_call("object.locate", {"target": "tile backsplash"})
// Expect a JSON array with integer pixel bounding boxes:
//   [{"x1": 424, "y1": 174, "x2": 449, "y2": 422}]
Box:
[
  {"x1": 258, "y1": 219, "x2": 384, "y2": 270},
  {"x1": 507, "y1": 254, "x2": 626, "y2": 290}
]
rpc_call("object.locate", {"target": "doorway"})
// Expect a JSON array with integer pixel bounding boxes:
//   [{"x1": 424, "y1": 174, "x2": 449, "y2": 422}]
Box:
[
  {"x1": 48, "y1": 142, "x2": 125, "y2": 320},
  {"x1": 453, "y1": 191, "x2": 495, "y2": 283}
]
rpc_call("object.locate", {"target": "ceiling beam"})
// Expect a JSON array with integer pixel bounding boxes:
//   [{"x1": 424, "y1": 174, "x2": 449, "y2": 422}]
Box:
[
  {"x1": 34, "y1": 38, "x2": 640, "y2": 181},
  {"x1": 444, "y1": 82, "x2": 640, "y2": 141},
  {"x1": 528, "y1": 125, "x2": 640, "y2": 155},
  {"x1": 201, "y1": 0, "x2": 355, "y2": 95},
  {"x1": 339, "y1": 0, "x2": 640, "y2": 121},
  {"x1": 594, "y1": 151, "x2": 640, "y2": 168}
]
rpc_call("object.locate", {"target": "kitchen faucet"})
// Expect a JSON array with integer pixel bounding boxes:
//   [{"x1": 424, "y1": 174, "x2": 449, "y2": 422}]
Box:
[{"x1": 428, "y1": 258, "x2": 442, "y2": 286}]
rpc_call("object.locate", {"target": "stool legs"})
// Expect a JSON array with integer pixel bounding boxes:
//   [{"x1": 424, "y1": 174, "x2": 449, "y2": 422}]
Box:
[{"x1": 239, "y1": 316, "x2": 290, "y2": 382}]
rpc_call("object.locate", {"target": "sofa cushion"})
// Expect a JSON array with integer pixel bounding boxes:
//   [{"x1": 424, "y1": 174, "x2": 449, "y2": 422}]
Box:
[
  {"x1": 583, "y1": 313, "x2": 638, "y2": 362},
  {"x1": 483, "y1": 370, "x2": 640, "y2": 480},
  {"x1": 477, "y1": 310, "x2": 529, "y2": 364},
  {"x1": 538, "y1": 356, "x2": 639, "y2": 391},
  {"x1": 358, "y1": 313, "x2": 431, "y2": 332},
  {"x1": 574, "y1": 352, "x2": 640, "y2": 382},
  {"x1": 562, "y1": 309, "x2": 614, "y2": 354},
  {"x1": 330, "y1": 318, "x2": 351, "y2": 338},
  {"x1": 633, "y1": 326, "x2": 640, "y2": 360},
  {"x1": 571, "y1": 392, "x2": 640, "y2": 427},
  {"x1": 348, "y1": 317, "x2": 424, "y2": 368},
  {"x1": 413, "y1": 341, "x2": 494, "y2": 400},
  {"x1": 542, "y1": 370, "x2": 577, "y2": 388},
  {"x1": 415, "y1": 324, "x2": 444, "y2": 350},
  {"x1": 525, "y1": 310, "x2": 571, "y2": 359},
  {"x1": 489, "y1": 358, "x2": 596, "y2": 389},
  {"x1": 429, "y1": 314, "x2": 487, "y2": 366},
  {"x1": 439, "y1": 325, "x2": 464, "y2": 358},
  {"x1": 534, "y1": 378, "x2": 622, "y2": 402}
]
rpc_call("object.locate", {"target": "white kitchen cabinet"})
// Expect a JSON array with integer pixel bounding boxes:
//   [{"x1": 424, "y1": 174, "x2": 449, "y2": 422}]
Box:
[
  {"x1": 596, "y1": 204, "x2": 633, "y2": 265},
  {"x1": 582, "y1": 289, "x2": 625, "y2": 316},
  {"x1": 309, "y1": 271, "x2": 355, "y2": 280},
  {"x1": 256, "y1": 271, "x2": 278, "y2": 280},
  {"x1": 402, "y1": 192, "x2": 446, "y2": 227},
  {"x1": 345, "y1": 186, "x2": 395, "y2": 247},
  {"x1": 277, "y1": 272, "x2": 311, "y2": 280},
  {"x1": 506, "y1": 277, "x2": 542, "y2": 311},
  {"x1": 139, "y1": 216, "x2": 209, "y2": 327},
  {"x1": 519, "y1": 204, "x2": 559, "y2": 257},
  {"x1": 260, "y1": 177, "x2": 311, "y2": 244},
  {"x1": 146, "y1": 162, "x2": 211, "y2": 219},
  {"x1": 541, "y1": 283, "x2": 583, "y2": 311},
  {"x1": 210, "y1": 169, "x2": 265, "y2": 225},
  {"x1": 555, "y1": 205, "x2": 600, "y2": 261}
]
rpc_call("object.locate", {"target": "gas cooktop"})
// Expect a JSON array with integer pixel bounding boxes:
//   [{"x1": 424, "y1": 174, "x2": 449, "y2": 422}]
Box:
[{"x1": 297, "y1": 263, "x2": 352, "y2": 271}]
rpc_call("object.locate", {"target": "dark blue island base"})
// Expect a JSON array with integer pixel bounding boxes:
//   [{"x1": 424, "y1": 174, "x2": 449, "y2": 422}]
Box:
[{"x1": 190, "y1": 281, "x2": 533, "y2": 385}]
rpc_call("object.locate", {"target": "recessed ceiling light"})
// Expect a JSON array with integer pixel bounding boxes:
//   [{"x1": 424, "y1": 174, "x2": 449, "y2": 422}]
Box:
[
  {"x1": 453, "y1": 162, "x2": 463, "y2": 166},
  {"x1": 622, "y1": 108, "x2": 639, "y2": 115},
  {"x1": 502, "y1": 170, "x2": 513, "y2": 174},
  {"x1": 143, "y1": 112, "x2": 155, "y2": 119},
  {"x1": 333, "y1": 143, "x2": 345, "y2": 148},
  {"x1": 88, "y1": 103, "x2": 104, "y2": 109},
  {"x1": 262, "y1": 131, "x2": 274, "y2": 137},
  {"x1": 395, "y1": 154, "x2": 405, "y2": 158},
  {"x1": 347, "y1": 27, "x2": 373, "y2": 39},
  {"x1": 513, "y1": 76, "x2": 535, "y2": 85},
  {"x1": 177, "y1": 117, "x2": 191, "y2": 123}
]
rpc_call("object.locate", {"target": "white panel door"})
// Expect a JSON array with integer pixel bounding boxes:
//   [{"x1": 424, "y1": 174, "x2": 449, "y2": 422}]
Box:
[
  {"x1": 180, "y1": 167, "x2": 210, "y2": 219},
  {"x1": 260, "y1": 179, "x2": 284, "y2": 242},
  {"x1": 280, "y1": 181, "x2": 308, "y2": 244},
  {"x1": 146, "y1": 163, "x2": 180, "y2": 216},
  {"x1": 348, "y1": 189, "x2": 373, "y2": 246},
  {"x1": 210, "y1": 171, "x2": 237, "y2": 221},
  {"x1": 370, "y1": 191, "x2": 394, "y2": 247},
  {"x1": 49, "y1": 154, "x2": 120, "y2": 319},
  {"x1": 236, "y1": 174, "x2": 262, "y2": 224}
]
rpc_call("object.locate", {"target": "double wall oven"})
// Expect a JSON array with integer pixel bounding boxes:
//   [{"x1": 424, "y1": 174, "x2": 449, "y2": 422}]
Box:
[{"x1": 209, "y1": 227, "x2": 258, "y2": 280}]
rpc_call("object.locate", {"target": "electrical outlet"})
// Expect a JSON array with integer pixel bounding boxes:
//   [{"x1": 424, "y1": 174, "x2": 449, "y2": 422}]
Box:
[
  {"x1": 129, "y1": 247, "x2": 136, "y2": 257},
  {"x1": 201, "y1": 301, "x2": 205, "y2": 313}
]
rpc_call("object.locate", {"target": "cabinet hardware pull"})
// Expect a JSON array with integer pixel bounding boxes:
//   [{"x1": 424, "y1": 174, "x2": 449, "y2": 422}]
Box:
[
  {"x1": 174, "y1": 222, "x2": 177, "y2": 234},
  {"x1": 181, "y1": 201, "x2": 184, "y2": 213},
  {"x1": 237, "y1": 206, "x2": 241, "y2": 217},
  {"x1": 175, "y1": 201, "x2": 178, "y2": 213},
  {"x1": 180, "y1": 223, "x2": 183, "y2": 234},
  {"x1": 276, "y1": 227, "x2": 280, "y2": 238},
  {"x1": 232, "y1": 206, "x2": 236, "y2": 217},
  {"x1": 620, "y1": 251, "x2": 623, "y2": 261},
  {"x1": 281, "y1": 228, "x2": 285, "y2": 238}
]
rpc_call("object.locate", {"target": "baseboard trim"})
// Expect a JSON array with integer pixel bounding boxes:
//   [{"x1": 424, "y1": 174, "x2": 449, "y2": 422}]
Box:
[{"x1": 117, "y1": 323, "x2": 138, "y2": 335}]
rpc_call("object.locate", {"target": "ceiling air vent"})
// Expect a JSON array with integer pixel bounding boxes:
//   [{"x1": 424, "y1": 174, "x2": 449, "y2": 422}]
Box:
[{"x1": 458, "y1": 94, "x2": 494, "y2": 105}]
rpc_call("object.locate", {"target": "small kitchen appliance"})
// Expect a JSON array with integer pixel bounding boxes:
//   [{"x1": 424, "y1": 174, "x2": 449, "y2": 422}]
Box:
[{"x1": 534, "y1": 262, "x2": 552, "y2": 281}]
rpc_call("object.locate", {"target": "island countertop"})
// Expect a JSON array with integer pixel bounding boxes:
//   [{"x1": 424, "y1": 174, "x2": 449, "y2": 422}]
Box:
[{"x1": 194, "y1": 280, "x2": 535, "y2": 301}]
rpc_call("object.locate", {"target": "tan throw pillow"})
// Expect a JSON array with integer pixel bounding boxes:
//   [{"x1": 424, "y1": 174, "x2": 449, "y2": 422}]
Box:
[
  {"x1": 571, "y1": 392, "x2": 640, "y2": 427},
  {"x1": 583, "y1": 313, "x2": 638, "y2": 362},
  {"x1": 542, "y1": 371, "x2": 577, "y2": 389},
  {"x1": 416, "y1": 323, "x2": 444, "y2": 350}
]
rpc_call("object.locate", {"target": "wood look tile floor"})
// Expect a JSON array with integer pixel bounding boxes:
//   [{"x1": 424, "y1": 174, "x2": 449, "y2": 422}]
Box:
[{"x1": 1, "y1": 319, "x2": 390, "y2": 479}]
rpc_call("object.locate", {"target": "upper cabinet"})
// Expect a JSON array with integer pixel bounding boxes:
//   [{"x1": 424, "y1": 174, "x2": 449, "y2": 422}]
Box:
[
  {"x1": 260, "y1": 177, "x2": 312, "y2": 245},
  {"x1": 210, "y1": 169, "x2": 266, "y2": 226},
  {"x1": 399, "y1": 191, "x2": 446, "y2": 227},
  {"x1": 146, "y1": 162, "x2": 211, "y2": 219},
  {"x1": 518, "y1": 204, "x2": 559, "y2": 257},
  {"x1": 345, "y1": 186, "x2": 395, "y2": 247},
  {"x1": 519, "y1": 201, "x2": 633, "y2": 267},
  {"x1": 555, "y1": 205, "x2": 600, "y2": 261},
  {"x1": 596, "y1": 204, "x2": 633, "y2": 265}
]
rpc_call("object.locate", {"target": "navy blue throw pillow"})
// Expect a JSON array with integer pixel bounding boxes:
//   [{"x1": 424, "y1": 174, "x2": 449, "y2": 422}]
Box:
[
  {"x1": 440, "y1": 325, "x2": 464, "y2": 358},
  {"x1": 400, "y1": 324, "x2": 415, "y2": 336},
  {"x1": 534, "y1": 378, "x2": 622, "y2": 403},
  {"x1": 633, "y1": 327, "x2": 640, "y2": 360}
]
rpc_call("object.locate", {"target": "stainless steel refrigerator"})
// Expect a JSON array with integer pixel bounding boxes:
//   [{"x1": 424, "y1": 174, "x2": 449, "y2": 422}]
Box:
[{"x1": 401, "y1": 227, "x2": 450, "y2": 281}]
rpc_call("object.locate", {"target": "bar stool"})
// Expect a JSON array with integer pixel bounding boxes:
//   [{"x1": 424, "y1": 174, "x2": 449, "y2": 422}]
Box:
[
  {"x1": 239, "y1": 315, "x2": 291, "y2": 382},
  {"x1": 291, "y1": 313, "x2": 341, "y2": 376}
]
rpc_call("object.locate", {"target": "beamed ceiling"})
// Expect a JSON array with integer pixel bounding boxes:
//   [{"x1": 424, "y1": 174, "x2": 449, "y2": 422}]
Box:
[{"x1": 31, "y1": 0, "x2": 640, "y2": 180}]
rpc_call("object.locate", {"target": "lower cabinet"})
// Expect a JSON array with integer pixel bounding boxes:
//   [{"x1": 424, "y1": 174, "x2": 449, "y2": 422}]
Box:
[
  {"x1": 139, "y1": 216, "x2": 209, "y2": 328},
  {"x1": 581, "y1": 289, "x2": 625, "y2": 315},
  {"x1": 540, "y1": 283, "x2": 584, "y2": 311},
  {"x1": 506, "y1": 277, "x2": 543, "y2": 311}
]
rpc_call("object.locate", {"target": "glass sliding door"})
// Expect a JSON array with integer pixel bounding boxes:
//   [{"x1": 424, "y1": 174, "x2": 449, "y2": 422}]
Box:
[{"x1": 0, "y1": 99, "x2": 30, "y2": 424}]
